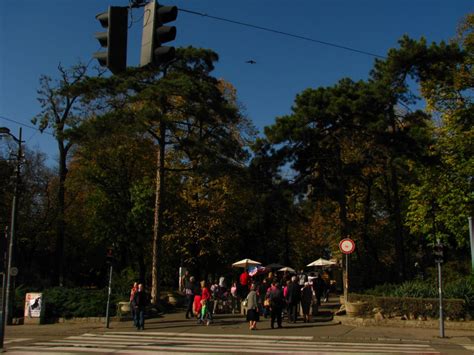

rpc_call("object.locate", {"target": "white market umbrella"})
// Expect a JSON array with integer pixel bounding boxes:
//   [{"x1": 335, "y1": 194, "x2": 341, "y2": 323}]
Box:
[
  {"x1": 306, "y1": 258, "x2": 337, "y2": 267},
  {"x1": 278, "y1": 266, "x2": 296, "y2": 273},
  {"x1": 232, "y1": 258, "x2": 262, "y2": 268}
]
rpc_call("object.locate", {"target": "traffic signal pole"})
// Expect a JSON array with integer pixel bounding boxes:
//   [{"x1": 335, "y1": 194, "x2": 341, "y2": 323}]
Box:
[
  {"x1": 105, "y1": 263, "x2": 113, "y2": 329},
  {"x1": 434, "y1": 240, "x2": 445, "y2": 338},
  {"x1": 0, "y1": 227, "x2": 7, "y2": 351},
  {"x1": 437, "y1": 259, "x2": 444, "y2": 338},
  {"x1": 469, "y1": 217, "x2": 474, "y2": 274}
]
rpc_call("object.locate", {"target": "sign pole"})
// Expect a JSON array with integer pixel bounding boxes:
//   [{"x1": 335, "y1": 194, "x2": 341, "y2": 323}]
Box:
[
  {"x1": 345, "y1": 253, "x2": 349, "y2": 303},
  {"x1": 339, "y1": 238, "x2": 355, "y2": 305}
]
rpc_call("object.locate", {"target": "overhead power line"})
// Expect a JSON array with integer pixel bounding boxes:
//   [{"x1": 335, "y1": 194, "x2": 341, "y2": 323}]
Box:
[
  {"x1": 0, "y1": 115, "x2": 55, "y2": 137},
  {"x1": 180, "y1": 8, "x2": 386, "y2": 59}
]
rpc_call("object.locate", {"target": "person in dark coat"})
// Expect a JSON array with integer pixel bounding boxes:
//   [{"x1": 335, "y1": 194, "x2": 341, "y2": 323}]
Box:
[
  {"x1": 184, "y1": 276, "x2": 196, "y2": 319},
  {"x1": 301, "y1": 282, "x2": 314, "y2": 322},
  {"x1": 312, "y1": 273, "x2": 326, "y2": 307},
  {"x1": 286, "y1": 276, "x2": 301, "y2": 323},
  {"x1": 268, "y1": 281, "x2": 284, "y2": 329},
  {"x1": 132, "y1": 284, "x2": 149, "y2": 330}
]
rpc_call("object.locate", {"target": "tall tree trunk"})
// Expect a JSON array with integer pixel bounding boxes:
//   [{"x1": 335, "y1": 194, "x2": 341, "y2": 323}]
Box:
[
  {"x1": 284, "y1": 222, "x2": 290, "y2": 265},
  {"x1": 55, "y1": 140, "x2": 67, "y2": 286},
  {"x1": 390, "y1": 159, "x2": 406, "y2": 280},
  {"x1": 361, "y1": 179, "x2": 381, "y2": 284},
  {"x1": 362, "y1": 180, "x2": 380, "y2": 261},
  {"x1": 151, "y1": 120, "x2": 166, "y2": 304},
  {"x1": 335, "y1": 145, "x2": 349, "y2": 238}
]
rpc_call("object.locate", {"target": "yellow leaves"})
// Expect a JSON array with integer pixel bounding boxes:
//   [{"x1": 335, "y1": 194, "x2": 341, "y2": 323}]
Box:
[{"x1": 217, "y1": 79, "x2": 238, "y2": 104}]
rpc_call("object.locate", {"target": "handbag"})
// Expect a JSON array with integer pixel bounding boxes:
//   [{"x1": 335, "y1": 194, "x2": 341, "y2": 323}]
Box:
[
  {"x1": 242, "y1": 299, "x2": 248, "y2": 307},
  {"x1": 264, "y1": 299, "x2": 270, "y2": 307}
]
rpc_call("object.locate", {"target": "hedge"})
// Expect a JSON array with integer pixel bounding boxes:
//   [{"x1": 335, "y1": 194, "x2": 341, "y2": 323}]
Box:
[
  {"x1": 349, "y1": 293, "x2": 466, "y2": 320},
  {"x1": 42, "y1": 287, "x2": 124, "y2": 319}
]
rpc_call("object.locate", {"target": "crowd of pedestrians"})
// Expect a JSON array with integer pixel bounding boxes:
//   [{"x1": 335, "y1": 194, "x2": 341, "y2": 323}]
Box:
[
  {"x1": 127, "y1": 267, "x2": 332, "y2": 331},
  {"x1": 177, "y1": 268, "x2": 333, "y2": 330}
]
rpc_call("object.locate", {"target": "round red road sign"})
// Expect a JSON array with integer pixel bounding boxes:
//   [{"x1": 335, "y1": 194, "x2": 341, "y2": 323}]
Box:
[{"x1": 339, "y1": 238, "x2": 355, "y2": 254}]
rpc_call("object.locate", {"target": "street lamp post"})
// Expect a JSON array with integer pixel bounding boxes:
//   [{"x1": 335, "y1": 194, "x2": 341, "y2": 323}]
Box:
[{"x1": 0, "y1": 127, "x2": 22, "y2": 351}]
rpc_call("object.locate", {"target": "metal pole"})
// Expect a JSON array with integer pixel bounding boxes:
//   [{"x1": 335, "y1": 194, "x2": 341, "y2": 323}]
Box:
[
  {"x1": 105, "y1": 264, "x2": 113, "y2": 328},
  {"x1": 5, "y1": 128, "x2": 21, "y2": 326},
  {"x1": 0, "y1": 272, "x2": 6, "y2": 350},
  {"x1": 469, "y1": 217, "x2": 474, "y2": 274},
  {"x1": 344, "y1": 253, "x2": 349, "y2": 303},
  {"x1": 438, "y1": 260, "x2": 445, "y2": 338},
  {"x1": 0, "y1": 226, "x2": 8, "y2": 350}
]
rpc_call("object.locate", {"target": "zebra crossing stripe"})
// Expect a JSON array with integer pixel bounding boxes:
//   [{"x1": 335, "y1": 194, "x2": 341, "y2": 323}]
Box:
[
  {"x1": 71, "y1": 333, "x2": 435, "y2": 349},
  {"x1": 7, "y1": 332, "x2": 441, "y2": 354},
  {"x1": 462, "y1": 344, "x2": 474, "y2": 351},
  {"x1": 105, "y1": 331, "x2": 314, "y2": 341},
  {"x1": 9, "y1": 346, "x2": 119, "y2": 353},
  {"x1": 4, "y1": 338, "x2": 31, "y2": 344}
]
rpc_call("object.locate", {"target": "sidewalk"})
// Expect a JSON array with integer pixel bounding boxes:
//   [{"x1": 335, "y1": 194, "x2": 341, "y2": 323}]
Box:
[
  {"x1": 4, "y1": 293, "x2": 474, "y2": 350},
  {"x1": 5, "y1": 308, "x2": 474, "y2": 349}
]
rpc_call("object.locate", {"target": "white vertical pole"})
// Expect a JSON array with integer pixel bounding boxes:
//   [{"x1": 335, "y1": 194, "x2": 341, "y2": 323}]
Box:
[
  {"x1": 438, "y1": 260, "x2": 444, "y2": 338},
  {"x1": 469, "y1": 217, "x2": 474, "y2": 274},
  {"x1": 105, "y1": 264, "x2": 113, "y2": 328}
]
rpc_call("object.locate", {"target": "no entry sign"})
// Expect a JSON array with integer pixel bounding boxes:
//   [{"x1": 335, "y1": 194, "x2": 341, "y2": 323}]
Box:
[{"x1": 339, "y1": 238, "x2": 355, "y2": 254}]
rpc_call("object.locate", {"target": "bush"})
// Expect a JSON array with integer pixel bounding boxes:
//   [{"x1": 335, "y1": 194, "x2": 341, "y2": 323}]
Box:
[
  {"x1": 445, "y1": 277, "x2": 474, "y2": 316},
  {"x1": 42, "y1": 287, "x2": 120, "y2": 319},
  {"x1": 350, "y1": 294, "x2": 466, "y2": 320},
  {"x1": 360, "y1": 275, "x2": 474, "y2": 318},
  {"x1": 364, "y1": 277, "x2": 474, "y2": 298},
  {"x1": 12, "y1": 268, "x2": 136, "y2": 321}
]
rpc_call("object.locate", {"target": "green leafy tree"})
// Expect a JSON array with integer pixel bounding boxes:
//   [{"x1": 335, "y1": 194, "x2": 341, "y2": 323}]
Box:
[
  {"x1": 405, "y1": 15, "x2": 474, "y2": 250},
  {"x1": 32, "y1": 63, "x2": 90, "y2": 285},
  {"x1": 74, "y1": 47, "x2": 252, "y2": 302}
]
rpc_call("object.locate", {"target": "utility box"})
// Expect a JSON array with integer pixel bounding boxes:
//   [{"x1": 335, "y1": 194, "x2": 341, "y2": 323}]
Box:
[{"x1": 24, "y1": 292, "x2": 44, "y2": 324}]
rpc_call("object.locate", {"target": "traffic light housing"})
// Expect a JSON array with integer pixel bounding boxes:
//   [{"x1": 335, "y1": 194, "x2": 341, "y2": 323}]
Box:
[
  {"x1": 93, "y1": 6, "x2": 128, "y2": 74},
  {"x1": 106, "y1": 247, "x2": 114, "y2": 264},
  {"x1": 433, "y1": 243, "x2": 445, "y2": 264},
  {"x1": 140, "y1": 1, "x2": 178, "y2": 67}
]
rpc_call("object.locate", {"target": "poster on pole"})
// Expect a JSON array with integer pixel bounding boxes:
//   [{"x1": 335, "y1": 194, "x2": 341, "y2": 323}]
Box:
[{"x1": 24, "y1": 292, "x2": 43, "y2": 318}]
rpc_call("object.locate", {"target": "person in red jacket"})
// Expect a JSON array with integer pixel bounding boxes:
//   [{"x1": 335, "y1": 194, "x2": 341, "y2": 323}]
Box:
[
  {"x1": 239, "y1": 270, "x2": 249, "y2": 298},
  {"x1": 129, "y1": 282, "x2": 138, "y2": 328},
  {"x1": 199, "y1": 280, "x2": 212, "y2": 325}
]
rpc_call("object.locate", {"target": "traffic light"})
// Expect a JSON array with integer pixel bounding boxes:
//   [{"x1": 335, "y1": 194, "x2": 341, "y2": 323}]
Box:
[
  {"x1": 106, "y1": 247, "x2": 114, "y2": 264},
  {"x1": 93, "y1": 6, "x2": 128, "y2": 74},
  {"x1": 140, "y1": 1, "x2": 178, "y2": 67},
  {"x1": 433, "y1": 243, "x2": 444, "y2": 264}
]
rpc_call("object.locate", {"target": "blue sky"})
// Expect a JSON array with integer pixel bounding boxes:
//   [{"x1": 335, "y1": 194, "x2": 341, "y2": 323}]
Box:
[{"x1": 0, "y1": 0, "x2": 472, "y2": 166}]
